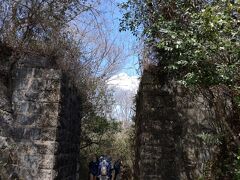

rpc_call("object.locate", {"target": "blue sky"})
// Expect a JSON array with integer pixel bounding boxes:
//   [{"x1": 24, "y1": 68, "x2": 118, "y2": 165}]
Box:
[
  {"x1": 74, "y1": 0, "x2": 141, "y2": 120},
  {"x1": 73, "y1": 0, "x2": 140, "y2": 77},
  {"x1": 99, "y1": 1, "x2": 141, "y2": 120},
  {"x1": 73, "y1": 0, "x2": 140, "y2": 88},
  {"x1": 98, "y1": 0, "x2": 140, "y2": 77}
]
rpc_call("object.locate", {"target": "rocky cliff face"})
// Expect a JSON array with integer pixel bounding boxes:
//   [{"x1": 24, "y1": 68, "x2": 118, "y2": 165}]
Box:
[
  {"x1": 0, "y1": 53, "x2": 82, "y2": 179},
  {"x1": 134, "y1": 66, "x2": 227, "y2": 180}
]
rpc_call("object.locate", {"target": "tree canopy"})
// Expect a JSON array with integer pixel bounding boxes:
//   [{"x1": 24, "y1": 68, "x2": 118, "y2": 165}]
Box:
[
  {"x1": 120, "y1": 0, "x2": 240, "y2": 178},
  {"x1": 120, "y1": 0, "x2": 240, "y2": 88}
]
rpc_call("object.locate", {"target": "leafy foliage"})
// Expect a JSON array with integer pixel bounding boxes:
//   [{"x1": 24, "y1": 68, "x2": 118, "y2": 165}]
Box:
[
  {"x1": 79, "y1": 117, "x2": 121, "y2": 179},
  {"x1": 120, "y1": 0, "x2": 240, "y2": 178},
  {"x1": 197, "y1": 132, "x2": 223, "y2": 146},
  {"x1": 120, "y1": 0, "x2": 240, "y2": 89},
  {"x1": 0, "y1": 0, "x2": 93, "y2": 52},
  {"x1": 81, "y1": 113, "x2": 121, "y2": 150},
  {"x1": 0, "y1": 1, "x2": 126, "y2": 179},
  {"x1": 233, "y1": 149, "x2": 240, "y2": 179}
]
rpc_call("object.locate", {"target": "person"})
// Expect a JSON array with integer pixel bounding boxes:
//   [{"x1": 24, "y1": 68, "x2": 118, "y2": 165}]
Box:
[
  {"x1": 98, "y1": 155, "x2": 114, "y2": 180},
  {"x1": 108, "y1": 157, "x2": 113, "y2": 180},
  {"x1": 113, "y1": 159, "x2": 122, "y2": 180},
  {"x1": 89, "y1": 155, "x2": 99, "y2": 180}
]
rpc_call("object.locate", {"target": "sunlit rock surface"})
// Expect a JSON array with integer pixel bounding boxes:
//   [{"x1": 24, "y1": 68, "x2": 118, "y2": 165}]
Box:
[
  {"x1": 0, "y1": 54, "x2": 82, "y2": 179},
  {"x1": 134, "y1": 66, "x2": 221, "y2": 180}
]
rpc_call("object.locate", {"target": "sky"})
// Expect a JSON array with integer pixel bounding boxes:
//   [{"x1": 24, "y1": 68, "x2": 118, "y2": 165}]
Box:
[
  {"x1": 98, "y1": 0, "x2": 141, "y2": 77},
  {"x1": 107, "y1": 72, "x2": 139, "y2": 93},
  {"x1": 74, "y1": 0, "x2": 141, "y2": 121},
  {"x1": 107, "y1": 72, "x2": 139, "y2": 121},
  {"x1": 74, "y1": 0, "x2": 141, "y2": 86},
  {"x1": 98, "y1": 0, "x2": 140, "y2": 121},
  {"x1": 99, "y1": 0, "x2": 141, "y2": 93}
]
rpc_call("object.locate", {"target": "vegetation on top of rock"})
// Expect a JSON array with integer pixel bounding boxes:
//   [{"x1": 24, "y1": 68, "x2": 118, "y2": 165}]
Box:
[
  {"x1": 0, "y1": 1, "x2": 128, "y2": 178},
  {"x1": 120, "y1": 0, "x2": 240, "y2": 178},
  {"x1": 120, "y1": 0, "x2": 240, "y2": 88}
]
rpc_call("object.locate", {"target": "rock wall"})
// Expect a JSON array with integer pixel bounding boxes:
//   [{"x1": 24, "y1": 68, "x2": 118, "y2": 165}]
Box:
[
  {"x1": 134, "y1": 66, "x2": 221, "y2": 180},
  {"x1": 0, "y1": 54, "x2": 82, "y2": 179}
]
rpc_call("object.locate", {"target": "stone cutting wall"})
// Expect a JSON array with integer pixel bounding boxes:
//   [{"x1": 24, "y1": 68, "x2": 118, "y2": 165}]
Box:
[
  {"x1": 0, "y1": 54, "x2": 82, "y2": 180},
  {"x1": 134, "y1": 66, "x2": 220, "y2": 180}
]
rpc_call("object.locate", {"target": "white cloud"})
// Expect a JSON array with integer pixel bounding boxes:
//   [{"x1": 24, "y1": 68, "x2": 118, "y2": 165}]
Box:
[
  {"x1": 107, "y1": 73, "x2": 140, "y2": 121},
  {"x1": 107, "y1": 72, "x2": 140, "y2": 93}
]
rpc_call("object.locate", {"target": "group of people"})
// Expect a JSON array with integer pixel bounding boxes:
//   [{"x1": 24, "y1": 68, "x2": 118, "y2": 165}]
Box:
[{"x1": 88, "y1": 155, "x2": 122, "y2": 180}]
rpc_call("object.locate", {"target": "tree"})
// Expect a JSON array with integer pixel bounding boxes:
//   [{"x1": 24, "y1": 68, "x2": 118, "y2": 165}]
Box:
[
  {"x1": 120, "y1": 0, "x2": 240, "y2": 178},
  {"x1": 120, "y1": 0, "x2": 240, "y2": 87},
  {"x1": 111, "y1": 89, "x2": 135, "y2": 122},
  {"x1": 120, "y1": 0, "x2": 240, "y2": 140},
  {"x1": 0, "y1": 0, "x2": 126, "y2": 118},
  {"x1": 0, "y1": 0, "x2": 93, "y2": 49},
  {"x1": 0, "y1": 0, "x2": 127, "y2": 178}
]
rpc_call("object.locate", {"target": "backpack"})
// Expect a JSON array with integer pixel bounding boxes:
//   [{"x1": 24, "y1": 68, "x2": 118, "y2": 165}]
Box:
[{"x1": 101, "y1": 165, "x2": 107, "y2": 176}]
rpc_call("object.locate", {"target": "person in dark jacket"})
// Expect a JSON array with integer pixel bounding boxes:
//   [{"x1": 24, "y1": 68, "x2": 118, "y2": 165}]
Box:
[
  {"x1": 113, "y1": 159, "x2": 122, "y2": 180},
  {"x1": 89, "y1": 155, "x2": 99, "y2": 180}
]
